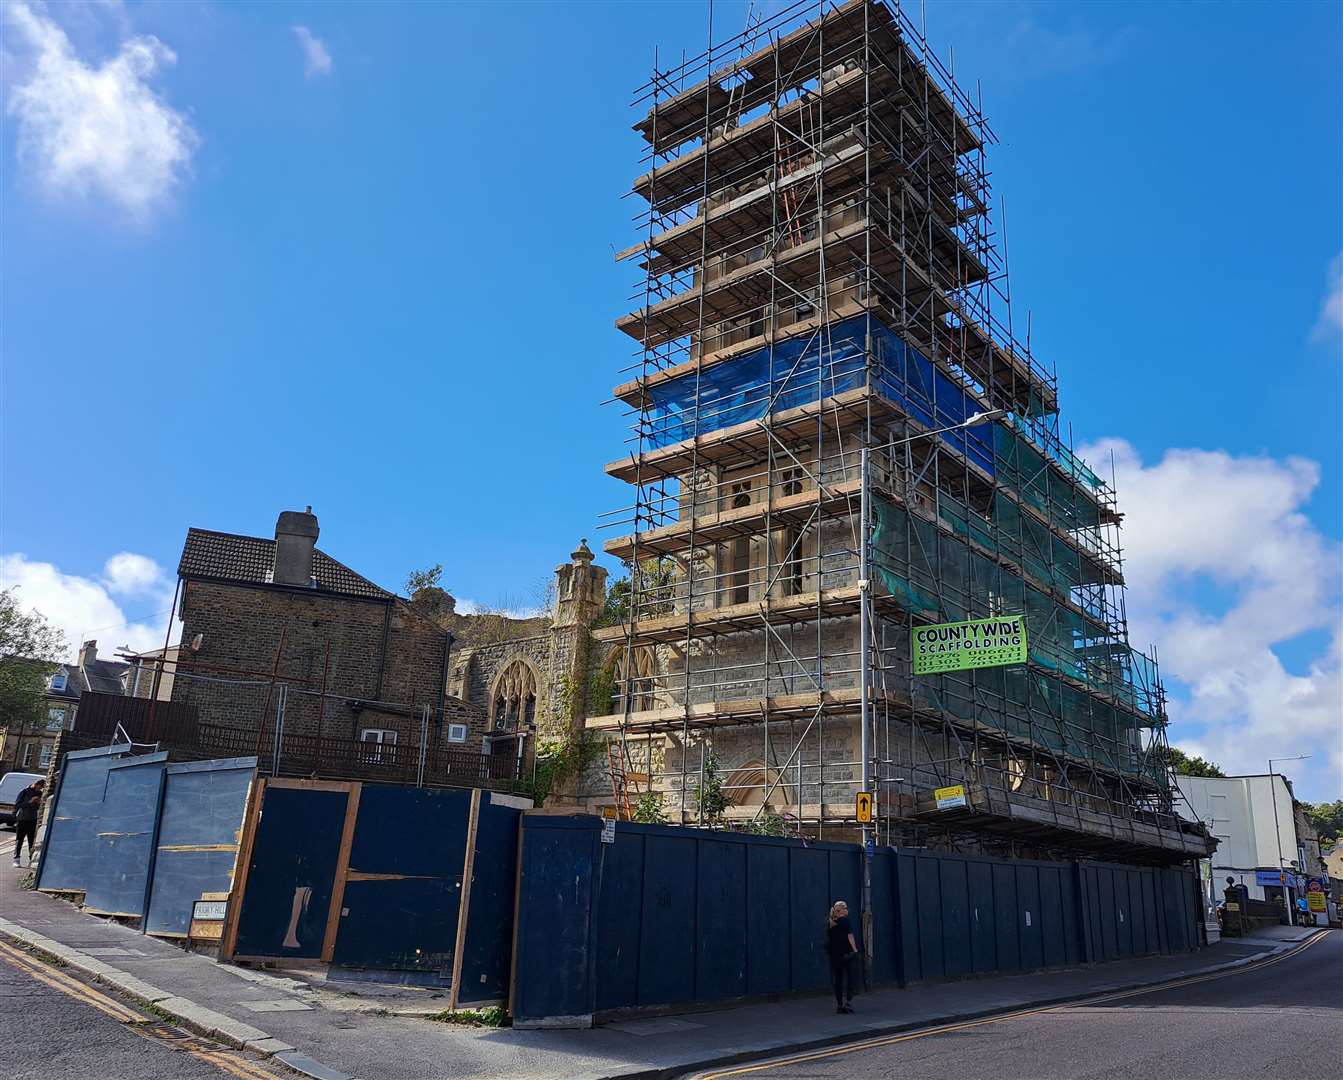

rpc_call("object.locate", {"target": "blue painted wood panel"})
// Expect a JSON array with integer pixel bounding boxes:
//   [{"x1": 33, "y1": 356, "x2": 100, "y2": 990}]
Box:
[
  {"x1": 747, "y1": 843, "x2": 792, "y2": 995},
  {"x1": 458, "y1": 794, "x2": 526, "y2": 1003},
  {"x1": 234, "y1": 785, "x2": 349, "y2": 959},
  {"x1": 638, "y1": 834, "x2": 698, "y2": 1005},
  {"x1": 83, "y1": 755, "x2": 168, "y2": 917},
  {"x1": 37, "y1": 744, "x2": 130, "y2": 893},
  {"x1": 144, "y1": 759, "x2": 256, "y2": 937}
]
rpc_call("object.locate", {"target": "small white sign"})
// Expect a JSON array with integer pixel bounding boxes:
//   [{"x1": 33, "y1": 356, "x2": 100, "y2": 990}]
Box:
[
  {"x1": 601, "y1": 818, "x2": 616, "y2": 845},
  {"x1": 192, "y1": 900, "x2": 227, "y2": 921}
]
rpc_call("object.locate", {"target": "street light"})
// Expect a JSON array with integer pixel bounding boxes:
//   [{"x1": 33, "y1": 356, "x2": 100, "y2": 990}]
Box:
[
  {"x1": 1267, "y1": 754, "x2": 1311, "y2": 906},
  {"x1": 857, "y1": 405, "x2": 1010, "y2": 979}
]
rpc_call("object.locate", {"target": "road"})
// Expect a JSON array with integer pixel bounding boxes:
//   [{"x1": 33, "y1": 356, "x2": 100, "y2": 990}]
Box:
[
  {"x1": 0, "y1": 937, "x2": 287, "y2": 1080},
  {"x1": 697, "y1": 930, "x2": 1342, "y2": 1080}
]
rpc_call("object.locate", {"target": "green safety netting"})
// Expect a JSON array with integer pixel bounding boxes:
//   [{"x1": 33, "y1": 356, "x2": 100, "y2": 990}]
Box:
[{"x1": 872, "y1": 494, "x2": 1161, "y2": 729}]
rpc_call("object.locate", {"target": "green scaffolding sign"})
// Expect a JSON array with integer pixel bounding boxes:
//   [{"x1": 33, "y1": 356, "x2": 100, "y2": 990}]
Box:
[{"x1": 912, "y1": 615, "x2": 1027, "y2": 675}]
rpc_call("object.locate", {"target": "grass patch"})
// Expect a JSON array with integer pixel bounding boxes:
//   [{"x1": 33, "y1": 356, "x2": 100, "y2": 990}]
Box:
[
  {"x1": 425, "y1": 1005, "x2": 509, "y2": 1028},
  {"x1": 17, "y1": 870, "x2": 36, "y2": 891}
]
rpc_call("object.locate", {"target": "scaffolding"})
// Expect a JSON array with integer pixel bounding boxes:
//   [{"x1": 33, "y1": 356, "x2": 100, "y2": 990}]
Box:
[{"x1": 594, "y1": 0, "x2": 1206, "y2": 864}]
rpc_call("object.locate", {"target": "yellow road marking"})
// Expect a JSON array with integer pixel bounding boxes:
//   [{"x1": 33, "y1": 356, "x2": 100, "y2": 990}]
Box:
[
  {"x1": 698, "y1": 930, "x2": 1333, "y2": 1078},
  {"x1": 0, "y1": 939, "x2": 142, "y2": 1022},
  {"x1": 0, "y1": 938, "x2": 283, "y2": 1080}
]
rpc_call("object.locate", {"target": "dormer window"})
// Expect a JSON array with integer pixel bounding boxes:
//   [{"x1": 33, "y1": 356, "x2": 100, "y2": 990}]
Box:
[{"x1": 49, "y1": 672, "x2": 67, "y2": 693}]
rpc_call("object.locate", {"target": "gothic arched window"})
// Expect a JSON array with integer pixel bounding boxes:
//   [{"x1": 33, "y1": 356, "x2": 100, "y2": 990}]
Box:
[
  {"x1": 490, "y1": 659, "x2": 538, "y2": 733},
  {"x1": 610, "y1": 646, "x2": 658, "y2": 714}
]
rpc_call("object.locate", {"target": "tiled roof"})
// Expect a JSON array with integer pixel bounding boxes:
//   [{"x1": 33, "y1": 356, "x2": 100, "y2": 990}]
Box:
[
  {"x1": 82, "y1": 658, "x2": 130, "y2": 695},
  {"x1": 178, "y1": 528, "x2": 392, "y2": 600}
]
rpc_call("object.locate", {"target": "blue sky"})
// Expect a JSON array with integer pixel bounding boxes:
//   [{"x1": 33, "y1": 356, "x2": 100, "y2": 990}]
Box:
[{"x1": 2, "y1": 1, "x2": 1339, "y2": 798}]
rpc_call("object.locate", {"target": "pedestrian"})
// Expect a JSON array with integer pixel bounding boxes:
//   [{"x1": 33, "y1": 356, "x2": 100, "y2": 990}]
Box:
[
  {"x1": 825, "y1": 899, "x2": 858, "y2": 1014},
  {"x1": 11, "y1": 778, "x2": 44, "y2": 868}
]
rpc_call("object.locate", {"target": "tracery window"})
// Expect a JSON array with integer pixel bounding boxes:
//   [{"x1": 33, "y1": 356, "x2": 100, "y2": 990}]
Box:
[
  {"x1": 610, "y1": 646, "x2": 658, "y2": 714},
  {"x1": 491, "y1": 659, "x2": 537, "y2": 733}
]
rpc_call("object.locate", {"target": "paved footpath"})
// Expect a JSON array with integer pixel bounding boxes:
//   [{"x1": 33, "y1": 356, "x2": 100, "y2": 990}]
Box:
[{"x1": 0, "y1": 858, "x2": 1321, "y2": 1080}]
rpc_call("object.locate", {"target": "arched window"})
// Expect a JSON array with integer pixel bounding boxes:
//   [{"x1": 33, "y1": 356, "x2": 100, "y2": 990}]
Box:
[
  {"x1": 490, "y1": 659, "x2": 538, "y2": 733},
  {"x1": 610, "y1": 646, "x2": 658, "y2": 714}
]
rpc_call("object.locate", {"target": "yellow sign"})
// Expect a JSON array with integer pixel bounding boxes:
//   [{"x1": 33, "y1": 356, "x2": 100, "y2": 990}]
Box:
[
  {"x1": 855, "y1": 792, "x2": 873, "y2": 824},
  {"x1": 935, "y1": 784, "x2": 968, "y2": 811},
  {"x1": 601, "y1": 806, "x2": 618, "y2": 821},
  {"x1": 1226, "y1": 902, "x2": 1240, "y2": 912},
  {"x1": 1308, "y1": 892, "x2": 1326, "y2": 913}
]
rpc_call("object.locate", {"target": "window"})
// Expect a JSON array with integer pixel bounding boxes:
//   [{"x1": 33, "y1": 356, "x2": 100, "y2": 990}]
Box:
[
  {"x1": 38, "y1": 743, "x2": 53, "y2": 770},
  {"x1": 20, "y1": 743, "x2": 33, "y2": 768},
  {"x1": 490, "y1": 659, "x2": 538, "y2": 733},
  {"x1": 729, "y1": 482, "x2": 752, "y2": 606},
  {"x1": 358, "y1": 728, "x2": 398, "y2": 764},
  {"x1": 610, "y1": 646, "x2": 659, "y2": 714},
  {"x1": 46, "y1": 707, "x2": 67, "y2": 733},
  {"x1": 446, "y1": 723, "x2": 468, "y2": 744},
  {"x1": 49, "y1": 672, "x2": 67, "y2": 693}
]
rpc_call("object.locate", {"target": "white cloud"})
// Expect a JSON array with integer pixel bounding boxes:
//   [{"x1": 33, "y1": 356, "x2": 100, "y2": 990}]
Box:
[
  {"x1": 4, "y1": 1, "x2": 197, "y2": 218},
  {"x1": 1311, "y1": 252, "x2": 1343, "y2": 344},
  {"x1": 103, "y1": 552, "x2": 165, "y2": 595},
  {"x1": 292, "y1": 25, "x2": 332, "y2": 78},
  {"x1": 1082, "y1": 439, "x2": 1343, "y2": 800},
  {"x1": 1, "y1": 552, "x2": 175, "y2": 660}
]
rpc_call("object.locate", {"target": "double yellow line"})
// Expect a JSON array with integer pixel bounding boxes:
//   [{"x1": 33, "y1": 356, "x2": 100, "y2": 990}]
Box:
[
  {"x1": 0, "y1": 938, "x2": 280, "y2": 1080},
  {"x1": 696, "y1": 929, "x2": 1333, "y2": 1078}
]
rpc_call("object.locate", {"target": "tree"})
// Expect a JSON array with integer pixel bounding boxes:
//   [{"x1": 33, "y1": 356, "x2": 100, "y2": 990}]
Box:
[
  {"x1": 694, "y1": 750, "x2": 729, "y2": 825},
  {"x1": 631, "y1": 789, "x2": 668, "y2": 825},
  {"x1": 1163, "y1": 746, "x2": 1225, "y2": 778},
  {"x1": 0, "y1": 589, "x2": 67, "y2": 730},
  {"x1": 592, "y1": 559, "x2": 679, "y2": 629},
  {"x1": 1302, "y1": 800, "x2": 1343, "y2": 845}
]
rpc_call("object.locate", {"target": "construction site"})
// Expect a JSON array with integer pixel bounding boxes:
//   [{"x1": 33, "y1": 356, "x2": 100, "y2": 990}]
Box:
[{"x1": 589, "y1": 0, "x2": 1210, "y2": 866}]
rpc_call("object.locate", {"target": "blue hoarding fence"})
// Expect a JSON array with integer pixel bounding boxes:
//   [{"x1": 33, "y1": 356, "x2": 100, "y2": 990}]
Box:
[
  {"x1": 35, "y1": 746, "x2": 259, "y2": 937},
  {"x1": 221, "y1": 778, "x2": 528, "y2": 1007},
  {"x1": 510, "y1": 815, "x2": 1203, "y2": 1027}
]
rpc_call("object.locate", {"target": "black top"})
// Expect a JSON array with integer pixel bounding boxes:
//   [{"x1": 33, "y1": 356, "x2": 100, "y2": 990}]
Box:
[
  {"x1": 14, "y1": 786, "x2": 42, "y2": 824},
  {"x1": 825, "y1": 915, "x2": 854, "y2": 959}
]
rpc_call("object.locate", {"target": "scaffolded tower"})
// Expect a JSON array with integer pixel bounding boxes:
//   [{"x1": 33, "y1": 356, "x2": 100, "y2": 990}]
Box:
[{"x1": 592, "y1": 0, "x2": 1207, "y2": 864}]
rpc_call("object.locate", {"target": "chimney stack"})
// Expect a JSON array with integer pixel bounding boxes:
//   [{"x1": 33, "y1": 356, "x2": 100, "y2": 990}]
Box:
[
  {"x1": 274, "y1": 506, "x2": 319, "y2": 587},
  {"x1": 80, "y1": 640, "x2": 98, "y2": 668}
]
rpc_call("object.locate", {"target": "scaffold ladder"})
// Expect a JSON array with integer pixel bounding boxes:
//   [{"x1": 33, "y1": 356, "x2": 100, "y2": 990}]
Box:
[{"x1": 607, "y1": 740, "x2": 648, "y2": 821}]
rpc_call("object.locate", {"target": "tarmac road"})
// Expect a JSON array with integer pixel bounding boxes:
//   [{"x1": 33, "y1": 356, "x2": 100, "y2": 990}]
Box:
[
  {"x1": 694, "y1": 929, "x2": 1342, "y2": 1080},
  {"x1": 0, "y1": 937, "x2": 288, "y2": 1080}
]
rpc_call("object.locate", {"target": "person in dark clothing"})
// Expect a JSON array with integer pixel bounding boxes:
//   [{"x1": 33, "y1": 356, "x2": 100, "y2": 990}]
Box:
[
  {"x1": 11, "y1": 779, "x2": 44, "y2": 868},
  {"x1": 825, "y1": 900, "x2": 858, "y2": 1013}
]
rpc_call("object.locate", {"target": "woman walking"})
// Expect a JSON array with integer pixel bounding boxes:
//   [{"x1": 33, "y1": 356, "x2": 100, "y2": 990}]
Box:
[{"x1": 825, "y1": 899, "x2": 858, "y2": 1013}]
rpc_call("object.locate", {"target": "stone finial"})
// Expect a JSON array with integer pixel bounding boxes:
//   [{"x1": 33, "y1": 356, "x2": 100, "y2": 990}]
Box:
[{"x1": 571, "y1": 538, "x2": 594, "y2": 563}]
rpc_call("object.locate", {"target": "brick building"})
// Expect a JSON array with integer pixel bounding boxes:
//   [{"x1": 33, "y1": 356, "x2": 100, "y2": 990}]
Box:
[
  {"x1": 168, "y1": 508, "x2": 486, "y2": 767},
  {"x1": 163, "y1": 509, "x2": 609, "y2": 788},
  {"x1": 0, "y1": 641, "x2": 128, "y2": 776}
]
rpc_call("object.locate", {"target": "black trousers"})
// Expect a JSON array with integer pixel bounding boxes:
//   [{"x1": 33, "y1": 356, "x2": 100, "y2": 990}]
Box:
[
  {"x1": 829, "y1": 953, "x2": 855, "y2": 1006},
  {"x1": 13, "y1": 821, "x2": 36, "y2": 859}
]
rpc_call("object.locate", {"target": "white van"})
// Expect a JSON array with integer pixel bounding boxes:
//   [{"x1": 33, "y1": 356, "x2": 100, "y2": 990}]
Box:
[{"x1": 0, "y1": 771, "x2": 46, "y2": 828}]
